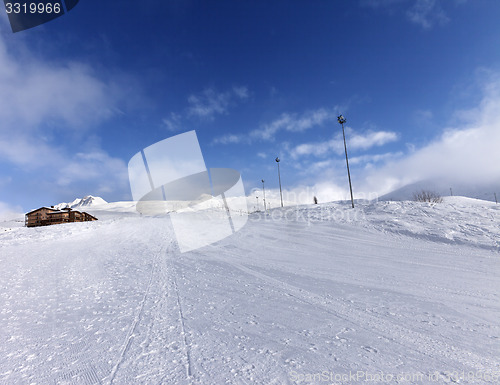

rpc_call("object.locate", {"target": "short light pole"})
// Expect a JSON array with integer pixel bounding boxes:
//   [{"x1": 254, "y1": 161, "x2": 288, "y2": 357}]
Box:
[
  {"x1": 275, "y1": 157, "x2": 284, "y2": 207},
  {"x1": 256, "y1": 196, "x2": 259, "y2": 212},
  {"x1": 261, "y1": 179, "x2": 266, "y2": 211},
  {"x1": 338, "y1": 115, "x2": 354, "y2": 208}
]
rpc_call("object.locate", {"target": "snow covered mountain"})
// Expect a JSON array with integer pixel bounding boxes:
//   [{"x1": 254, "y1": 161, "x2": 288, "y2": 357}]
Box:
[
  {"x1": 54, "y1": 195, "x2": 108, "y2": 210},
  {"x1": 1, "y1": 197, "x2": 498, "y2": 384}
]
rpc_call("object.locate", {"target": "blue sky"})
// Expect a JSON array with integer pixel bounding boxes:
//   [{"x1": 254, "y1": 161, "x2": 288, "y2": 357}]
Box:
[{"x1": 1, "y1": 0, "x2": 500, "y2": 213}]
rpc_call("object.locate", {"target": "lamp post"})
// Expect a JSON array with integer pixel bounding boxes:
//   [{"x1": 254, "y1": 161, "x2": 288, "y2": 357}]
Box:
[
  {"x1": 261, "y1": 179, "x2": 266, "y2": 211},
  {"x1": 338, "y1": 115, "x2": 354, "y2": 208},
  {"x1": 256, "y1": 196, "x2": 259, "y2": 212},
  {"x1": 275, "y1": 157, "x2": 283, "y2": 207}
]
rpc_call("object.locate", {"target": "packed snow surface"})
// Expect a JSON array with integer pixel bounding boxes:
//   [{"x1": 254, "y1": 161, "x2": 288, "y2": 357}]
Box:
[{"x1": 0, "y1": 197, "x2": 499, "y2": 384}]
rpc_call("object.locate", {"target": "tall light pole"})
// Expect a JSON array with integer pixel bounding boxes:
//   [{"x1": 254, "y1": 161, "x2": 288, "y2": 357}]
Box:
[
  {"x1": 275, "y1": 157, "x2": 284, "y2": 207},
  {"x1": 261, "y1": 179, "x2": 266, "y2": 211},
  {"x1": 338, "y1": 115, "x2": 354, "y2": 208}
]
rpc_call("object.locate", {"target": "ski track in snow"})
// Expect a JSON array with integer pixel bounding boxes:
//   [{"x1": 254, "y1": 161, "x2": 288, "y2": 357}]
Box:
[
  {"x1": 0, "y1": 198, "x2": 499, "y2": 384},
  {"x1": 107, "y1": 245, "x2": 163, "y2": 385},
  {"x1": 171, "y1": 259, "x2": 194, "y2": 381}
]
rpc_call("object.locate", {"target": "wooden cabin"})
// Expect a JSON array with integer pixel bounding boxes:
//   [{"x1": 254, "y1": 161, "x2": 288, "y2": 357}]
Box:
[{"x1": 25, "y1": 207, "x2": 97, "y2": 228}]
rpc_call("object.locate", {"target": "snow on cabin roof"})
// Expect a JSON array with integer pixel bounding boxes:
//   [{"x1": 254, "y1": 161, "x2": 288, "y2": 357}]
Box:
[
  {"x1": 25, "y1": 207, "x2": 59, "y2": 215},
  {"x1": 26, "y1": 207, "x2": 88, "y2": 215}
]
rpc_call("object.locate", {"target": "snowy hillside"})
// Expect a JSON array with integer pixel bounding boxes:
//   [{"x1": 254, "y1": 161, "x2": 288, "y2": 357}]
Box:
[
  {"x1": 380, "y1": 179, "x2": 500, "y2": 202},
  {"x1": 0, "y1": 197, "x2": 499, "y2": 384}
]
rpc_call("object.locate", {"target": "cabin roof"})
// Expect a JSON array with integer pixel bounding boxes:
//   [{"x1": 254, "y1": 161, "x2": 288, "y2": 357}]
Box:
[
  {"x1": 26, "y1": 207, "x2": 89, "y2": 216},
  {"x1": 25, "y1": 207, "x2": 58, "y2": 215}
]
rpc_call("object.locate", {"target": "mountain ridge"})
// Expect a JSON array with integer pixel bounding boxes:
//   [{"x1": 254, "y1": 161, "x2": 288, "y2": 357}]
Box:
[{"x1": 54, "y1": 195, "x2": 108, "y2": 210}]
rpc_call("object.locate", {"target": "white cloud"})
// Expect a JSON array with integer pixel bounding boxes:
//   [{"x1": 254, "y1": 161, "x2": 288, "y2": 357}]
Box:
[
  {"x1": 290, "y1": 139, "x2": 339, "y2": 159},
  {"x1": 187, "y1": 86, "x2": 248, "y2": 120},
  {"x1": 289, "y1": 129, "x2": 398, "y2": 159},
  {"x1": 0, "y1": 22, "x2": 122, "y2": 134},
  {"x1": 233, "y1": 86, "x2": 249, "y2": 99},
  {"x1": 361, "y1": 0, "x2": 459, "y2": 29},
  {"x1": 0, "y1": 24, "x2": 130, "y2": 203},
  {"x1": 349, "y1": 131, "x2": 398, "y2": 150},
  {"x1": 0, "y1": 201, "x2": 24, "y2": 220},
  {"x1": 0, "y1": 41, "x2": 116, "y2": 130},
  {"x1": 0, "y1": 135, "x2": 55, "y2": 168},
  {"x1": 305, "y1": 159, "x2": 335, "y2": 173},
  {"x1": 349, "y1": 151, "x2": 403, "y2": 166},
  {"x1": 406, "y1": 0, "x2": 449, "y2": 29},
  {"x1": 57, "y1": 150, "x2": 128, "y2": 185},
  {"x1": 357, "y1": 71, "x2": 500, "y2": 196},
  {"x1": 212, "y1": 107, "x2": 341, "y2": 145},
  {"x1": 412, "y1": 109, "x2": 434, "y2": 126},
  {"x1": 211, "y1": 133, "x2": 246, "y2": 145},
  {"x1": 54, "y1": 149, "x2": 129, "y2": 199},
  {"x1": 251, "y1": 108, "x2": 340, "y2": 141},
  {"x1": 0, "y1": 133, "x2": 129, "y2": 197},
  {"x1": 277, "y1": 71, "x2": 500, "y2": 202},
  {"x1": 162, "y1": 112, "x2": 182, "y2": 131}
]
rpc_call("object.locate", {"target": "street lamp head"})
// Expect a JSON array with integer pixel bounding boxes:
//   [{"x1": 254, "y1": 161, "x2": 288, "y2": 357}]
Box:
[
  {"x1": 337, "y1": 115, "x2": 346, "y2": 125},
  {"x1": 275, "y1": 157, "x2": 280, "y2": 163},
  {"x1": 261, "y1": 179, "x2": 265, "y2": 183}
]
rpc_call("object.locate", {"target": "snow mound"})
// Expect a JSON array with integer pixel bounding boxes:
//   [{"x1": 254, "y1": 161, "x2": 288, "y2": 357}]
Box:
[
  {"x1": 71, "y1": 195, "x2": 500, "y2": 251},
  {"x1": 289, "y1": 196, "x2": 500, "y2": 251},
  {"x1": 379, "y1": 178, "x2": 500, "y2": 202}
]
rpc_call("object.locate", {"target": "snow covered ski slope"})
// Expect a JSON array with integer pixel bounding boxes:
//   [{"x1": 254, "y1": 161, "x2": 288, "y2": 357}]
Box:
[{"x1": 0, "y1": 197, "x2": 499, "y2": 384}]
